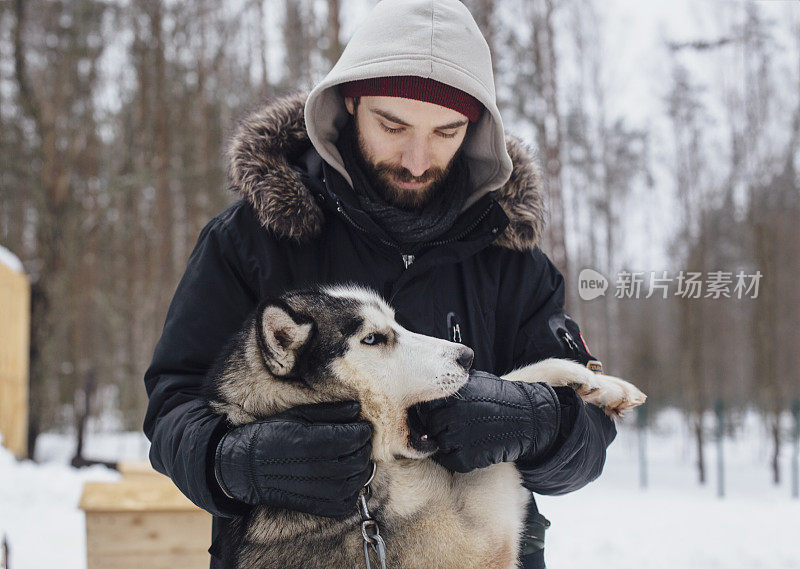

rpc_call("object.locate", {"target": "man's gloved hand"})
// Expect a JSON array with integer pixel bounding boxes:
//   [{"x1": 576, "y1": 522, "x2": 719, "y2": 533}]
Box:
[
  {"x1": 413, "y1": 370, "x2": 561, "y2": 473},
  {"x1": 213, "y1": 401, "x2": 373, "y2": 518}
]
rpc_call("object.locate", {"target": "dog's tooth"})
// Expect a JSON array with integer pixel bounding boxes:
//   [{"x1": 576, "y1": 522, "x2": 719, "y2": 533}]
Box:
[{"x1": 420, "y1": 434, "x2": 428, "y2": 441}]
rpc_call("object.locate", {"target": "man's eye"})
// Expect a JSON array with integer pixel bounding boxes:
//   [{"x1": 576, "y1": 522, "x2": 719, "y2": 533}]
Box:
[
  {"x1": 437, "y1": 131, "x2": 457, "y2": 139},
  {"x1": 380, "y1": 123, "x2": 404, "y2": 134},
  {"x1": 361, "y1": 333, "x2": 386, "y2": 345}
]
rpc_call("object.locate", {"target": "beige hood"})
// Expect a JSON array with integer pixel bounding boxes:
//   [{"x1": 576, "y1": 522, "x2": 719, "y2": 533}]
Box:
[{"x1": 303, "y1": 0, "x2": 514, "y2": 210}]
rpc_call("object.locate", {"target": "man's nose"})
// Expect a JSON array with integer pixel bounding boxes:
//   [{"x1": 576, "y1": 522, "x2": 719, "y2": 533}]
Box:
[{"x1": 401, "y1": 139, "x2": 432, "y2": 178}]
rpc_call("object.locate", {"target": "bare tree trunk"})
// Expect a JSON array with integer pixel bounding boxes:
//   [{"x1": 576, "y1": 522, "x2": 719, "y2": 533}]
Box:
[
  {"x1": 667, "y1": 60, "x2": 711, "y2": 484},
  {"x1": 14, "y1": 0, "x2": 69, "y2": 455},
  {"x1": 72, "y1": 370, "x2": 95, "y2": 467},
  {"x1": 255, "y1": 0, "x2": 271, "y2": 96},
  {"x1": 695, "y1": 415, "x2": 706, "y2": 484},
  {"x1": 13, "y1": 0, "x2": 110, "y2": 447},
  {"x1": 771, "y1": 416, "x2": 781, "y2": 485},
  {"x1": 473, "y1": 0, "x2": 496, "y2": 56},
  {"x1": 283, "y1": 0, "x2": 307, "y2": 88},
  {"x1": 531, "y1": 0, "x2": 568, "y2": 276},
  {"x1": 563, "y1": 0, "x2": 605, "y2": 355},
  {"x1": 302, "y1": 0, "x2": 315, "y2": 87},
  {"x1": 125, "y1": 1, "x2": 153, "y2": 423},
  {"x1": 150, "y1": 0, "x2": 174, "y2": 316},
  {"x1": 324, "y1": 0, "x2": 343, "y2": 66}
]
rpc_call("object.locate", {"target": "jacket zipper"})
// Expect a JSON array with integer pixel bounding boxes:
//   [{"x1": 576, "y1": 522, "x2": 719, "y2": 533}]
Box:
[
  {"x1": 559, "y1": 326, "x2": 604, "y2": 373},
  {"x1": 423, "y1": 201, "x2": 497, "y2": 248},
  {"x1": 335, "y1": 203, "x2": 399, "y2": 252},
  {"x1": 558, "y1": 328, "x2": 580, "y2": 355},
  {"x1": 446, "y1": 312, "x2": 462, "y2": 343},
  {"x1": 335, "y1": 202, "x2": 418, "y2": 270}
]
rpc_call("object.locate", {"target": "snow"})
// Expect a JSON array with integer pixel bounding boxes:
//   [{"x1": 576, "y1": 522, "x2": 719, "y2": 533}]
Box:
[
  {"x1": 0, "y1": 435, "x2": 120, "y2": 569},
  {"x1": 538, "y1": 408, "x2": 800, "y2": 568},
  {"x1": 0, "y1": 245, "x2": 23, "y2": 273},
  {"x1": 1, "y1": 409, "x2": 797, "y2": 569}
]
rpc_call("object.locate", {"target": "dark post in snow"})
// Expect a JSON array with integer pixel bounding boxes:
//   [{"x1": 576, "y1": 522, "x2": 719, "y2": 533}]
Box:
[
  {"x1": 71, "y1": 370, "x2": 96, "y2": 468},
  {"x1": 792, "y1": 398, "x2": 799, "y2": 500},
  {"x1": 637, "y1": 403, "x2": 648, "y2": 490},
  {"x1": 2, "y1": 533, "x2": 8, "y2": 569},
  {"x1": 715, "y1": 398, "x2": 724, "y2": 499}
]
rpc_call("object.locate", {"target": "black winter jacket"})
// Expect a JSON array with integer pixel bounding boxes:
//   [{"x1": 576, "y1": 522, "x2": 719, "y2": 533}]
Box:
[{"x1": 143, "y1": 93, "x2": 617, "y2": 569}]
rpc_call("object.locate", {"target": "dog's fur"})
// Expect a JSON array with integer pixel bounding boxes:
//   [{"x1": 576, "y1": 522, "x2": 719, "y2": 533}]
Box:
[{"x1": 206, "y1": 284, "x2": 646, "y2": 569}]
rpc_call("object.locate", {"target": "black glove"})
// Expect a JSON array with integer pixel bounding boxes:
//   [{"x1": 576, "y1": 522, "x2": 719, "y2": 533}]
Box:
[
  {"x1": 213, "y1": 401, "x2": 374, "y2": 518},
  {"x1": 413, "y1": 370, "x2": 561, "y2": 473}
]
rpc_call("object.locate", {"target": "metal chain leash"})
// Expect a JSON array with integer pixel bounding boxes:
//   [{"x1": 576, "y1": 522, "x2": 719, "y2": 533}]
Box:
[{"x1": 358, "y1": 462, "x2": 387, "y2": 569}]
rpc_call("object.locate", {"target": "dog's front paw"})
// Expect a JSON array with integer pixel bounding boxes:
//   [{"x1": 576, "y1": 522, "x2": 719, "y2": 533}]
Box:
[
  {"x1": 579, "y1": 375, "x2": 646, "y2": 418},
  {"x1": 500, "y1": 358, "x2": 646, "y2": 419}
]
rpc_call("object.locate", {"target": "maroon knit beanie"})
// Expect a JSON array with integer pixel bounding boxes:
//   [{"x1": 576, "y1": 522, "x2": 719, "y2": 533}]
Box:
[{"x1": 339, "y1": 76, "x2": 484, "y2": 123}]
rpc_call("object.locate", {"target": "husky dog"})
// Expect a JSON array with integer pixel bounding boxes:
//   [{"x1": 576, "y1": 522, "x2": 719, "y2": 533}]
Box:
[{"x1": 206, "y1": 284, "x2": 646, "y2": 569}]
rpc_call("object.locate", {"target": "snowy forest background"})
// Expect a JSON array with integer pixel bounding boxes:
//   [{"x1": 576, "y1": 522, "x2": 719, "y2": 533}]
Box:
[{"x1": 1, "y1": 0, "x2": 799, "y2": 494}]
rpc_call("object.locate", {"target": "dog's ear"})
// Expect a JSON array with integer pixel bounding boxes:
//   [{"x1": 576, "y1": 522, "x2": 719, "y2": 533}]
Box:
[{"x1": 256, "y1": 301, "x2": 314, "y2": 378}]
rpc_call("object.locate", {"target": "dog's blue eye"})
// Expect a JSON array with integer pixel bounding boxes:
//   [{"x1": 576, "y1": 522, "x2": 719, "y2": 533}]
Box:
[{"x1": 361, "y1": 333, "x2": 386, "y2": 346}]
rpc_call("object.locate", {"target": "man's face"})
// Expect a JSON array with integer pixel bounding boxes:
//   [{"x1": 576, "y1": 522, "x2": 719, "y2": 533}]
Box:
[{"x1": 344, "y1": 95, "x2": 469, "y2": 210}]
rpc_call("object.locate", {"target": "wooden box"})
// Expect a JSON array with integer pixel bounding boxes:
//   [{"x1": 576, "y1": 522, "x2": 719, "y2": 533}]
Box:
[
  {"x1": 0, "y1": 259, "x2": 30, "y2": 459},
  {"x1": 79, "y1": 468, "x2": 212, "y2": 569}
]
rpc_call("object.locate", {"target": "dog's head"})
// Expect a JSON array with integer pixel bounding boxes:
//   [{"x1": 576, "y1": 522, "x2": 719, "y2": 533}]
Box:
[{"x1": 229, "y1": 285, "x2": 473, "y2": 461}]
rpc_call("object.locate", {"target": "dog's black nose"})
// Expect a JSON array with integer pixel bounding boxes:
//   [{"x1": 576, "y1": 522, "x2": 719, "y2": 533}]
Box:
[{"x1": 456, "y1": 347, "x2": 474, "y2": 371}]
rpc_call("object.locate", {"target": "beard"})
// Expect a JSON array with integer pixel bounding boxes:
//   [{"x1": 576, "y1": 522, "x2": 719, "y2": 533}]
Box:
[{"x1": 352, "y1": 124, "x2": 460, "y2": 211}]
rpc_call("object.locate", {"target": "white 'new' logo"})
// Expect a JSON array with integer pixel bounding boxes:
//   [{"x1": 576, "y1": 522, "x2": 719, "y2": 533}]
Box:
[{"x1": 578, "y1": 268, "x2": 608, "y2": 300}]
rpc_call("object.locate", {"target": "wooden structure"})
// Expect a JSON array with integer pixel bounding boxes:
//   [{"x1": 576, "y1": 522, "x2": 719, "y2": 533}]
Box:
[
  {"x1": 0, "y1": 253, "x2": 30, "y2": 459},
  {"x1": 79, "y1": 462, "x2": 213, "y2": 569}
]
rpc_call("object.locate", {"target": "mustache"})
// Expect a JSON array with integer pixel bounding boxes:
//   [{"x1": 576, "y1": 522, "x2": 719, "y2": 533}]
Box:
[{"x1": 373, "y1": 162, "x2": 447, "y2": 185}]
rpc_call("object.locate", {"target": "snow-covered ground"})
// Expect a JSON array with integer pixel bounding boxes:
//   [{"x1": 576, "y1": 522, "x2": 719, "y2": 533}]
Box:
[
  {"x1": 0, "y1": 409, "x2": 798, "y2": 569},
  {"x1": 538, "y1": 408, "x2": 800, "y2": 569}
]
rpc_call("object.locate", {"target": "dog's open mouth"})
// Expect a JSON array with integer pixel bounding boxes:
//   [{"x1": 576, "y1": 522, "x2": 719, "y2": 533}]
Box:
[{"x1": 406, "y1": 405, "x2": 437, "y2": 455}]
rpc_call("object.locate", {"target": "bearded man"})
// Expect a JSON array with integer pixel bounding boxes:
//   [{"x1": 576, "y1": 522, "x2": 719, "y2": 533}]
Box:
[{"x1": 144, "y1": 1, "x2": 617, "y2": 568}]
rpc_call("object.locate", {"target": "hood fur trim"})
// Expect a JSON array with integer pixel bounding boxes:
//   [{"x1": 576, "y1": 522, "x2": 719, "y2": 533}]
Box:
[{"x1": 226, "y1": 92, "x2": 545, "y2": 252}]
